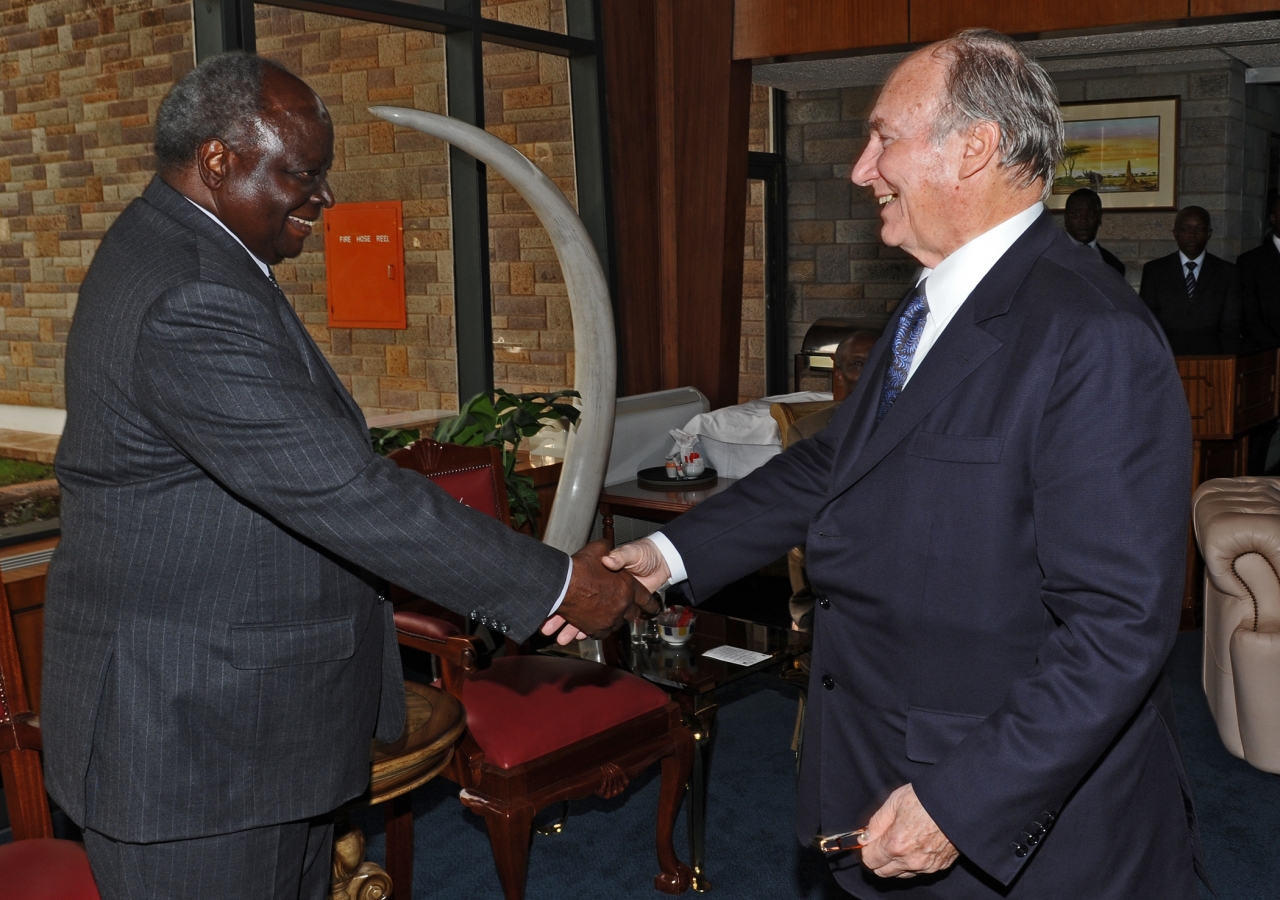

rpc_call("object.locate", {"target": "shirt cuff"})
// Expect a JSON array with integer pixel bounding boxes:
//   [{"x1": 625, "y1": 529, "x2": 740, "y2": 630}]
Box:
[
  {"x1": 547, "y1": 557, "x2": 573, "y2": 617},
  {"x1": 646, "y1": 531, "x2": 688, "y2": 588}
]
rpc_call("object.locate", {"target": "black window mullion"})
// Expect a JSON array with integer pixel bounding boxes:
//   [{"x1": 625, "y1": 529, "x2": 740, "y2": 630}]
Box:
[{"x1": 445, "y1": 0, "x2": 494, "y2": 399}]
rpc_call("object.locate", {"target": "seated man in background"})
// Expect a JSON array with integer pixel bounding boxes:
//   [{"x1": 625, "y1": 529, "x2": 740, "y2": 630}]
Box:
[
  {"x1": 784, "y1": 330, "x2": 877, "y2": 629},
  {"x1": 1237, "y1": 193, "x2": 1280, "y2": 349},
  {"x1": 1062, "y1": 187, "x2": 1125, "y2": 277},
  {"x1": 1140, "y1": 205, "x2": 1241, "y2": 354}
]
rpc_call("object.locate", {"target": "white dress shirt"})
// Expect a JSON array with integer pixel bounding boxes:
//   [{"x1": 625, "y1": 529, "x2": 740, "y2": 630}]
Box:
[
  {"x1": 1272, "y1": 234, "x2": 1280, "y2": 256},
  {"x1": 650, "y1": 201, "x2": 1045, "y2": 588},
  {"x1": 1178, "y1": 249, "x2": 1206, "y2": 287},
  {"x1": 184, "y1": 198, "x2": 574, "y2": 614}
]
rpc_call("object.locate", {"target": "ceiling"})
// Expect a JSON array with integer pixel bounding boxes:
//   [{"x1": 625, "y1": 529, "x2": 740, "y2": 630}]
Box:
[{"x1": 753, "y1": 19, "x2": 1280, "y2": 91}]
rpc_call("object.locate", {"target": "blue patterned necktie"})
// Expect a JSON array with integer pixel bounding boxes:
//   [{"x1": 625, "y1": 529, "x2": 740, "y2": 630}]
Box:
[
  {"x1": 876, "y1": 281, "x2": 930, "y2": 425},
  {"x1": 1184, "y1": 261, "x2": 1197, "y2": 298}
]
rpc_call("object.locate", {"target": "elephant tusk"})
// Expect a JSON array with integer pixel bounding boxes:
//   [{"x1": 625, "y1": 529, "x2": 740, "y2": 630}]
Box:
[{"x1": 368, "y1": 106, "x2": 615, "y2": 554}]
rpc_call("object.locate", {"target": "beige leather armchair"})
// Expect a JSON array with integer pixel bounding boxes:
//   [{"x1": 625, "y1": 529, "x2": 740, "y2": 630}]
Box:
[{"x1": 1193, "y1": 477, "x2": 1280, "y2": 773}]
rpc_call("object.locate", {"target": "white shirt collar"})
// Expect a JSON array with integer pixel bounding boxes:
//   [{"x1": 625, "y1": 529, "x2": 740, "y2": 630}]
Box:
[
  {"x1": 1080, "y1": 238, "x2": 1098, "y2": 250},
  {"x1": 184, "y1": 197, "x2": 273, "y2": 278},
  {"x1": 1271, "y1": 234, "x2": 1280, "y2": 255},
  {"x1": 1178, "y1": 249, "x2": 1206, "y2": 271},
  {"x1": 906, "y1": 202, "x2": 1043, "y2": 381}
]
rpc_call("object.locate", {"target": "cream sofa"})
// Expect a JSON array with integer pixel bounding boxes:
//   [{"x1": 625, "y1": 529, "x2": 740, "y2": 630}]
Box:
[{"x1": 1193, "y1": 477, "x2": 1280, "y2": 773}]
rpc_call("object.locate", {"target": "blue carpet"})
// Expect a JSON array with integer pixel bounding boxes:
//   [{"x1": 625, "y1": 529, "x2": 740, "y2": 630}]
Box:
[{"x1": 348, "y1": 633, "x2": 1280, "y2": 899}]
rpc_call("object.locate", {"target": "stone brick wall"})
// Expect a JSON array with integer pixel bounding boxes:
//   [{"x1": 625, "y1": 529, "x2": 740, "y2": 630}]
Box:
[
  {"x1": 782, "y1": 65, "x2": 1280, "y2": 389},
  {"x1": 483, "y1": 32, "x2": 577, "y2": 396},
  {"x1": 739, "y1": 82, "x2": 771, "y2": 403},
  {"x1": 0, "y1": 0, "x2": 193, "y2": 408}
]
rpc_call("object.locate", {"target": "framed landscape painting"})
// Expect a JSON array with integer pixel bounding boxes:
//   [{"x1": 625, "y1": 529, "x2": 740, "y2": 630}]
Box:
[{"x1": 1048, "y1": 97, "x2": 1179, "y2": 211}]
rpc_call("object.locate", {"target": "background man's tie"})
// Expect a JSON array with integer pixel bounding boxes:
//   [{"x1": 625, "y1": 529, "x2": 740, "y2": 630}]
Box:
[
  {"x1": 877, "y1": 281, "x2": 929, "y2": 424},
  {"x1": 1185, "y1": 260, "x2": 1197, "y2": 298}
]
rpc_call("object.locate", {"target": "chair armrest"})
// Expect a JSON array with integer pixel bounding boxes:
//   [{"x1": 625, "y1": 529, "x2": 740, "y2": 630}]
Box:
[{"x1": 394, "y1": 610, "x2": 491, "y2": 674}]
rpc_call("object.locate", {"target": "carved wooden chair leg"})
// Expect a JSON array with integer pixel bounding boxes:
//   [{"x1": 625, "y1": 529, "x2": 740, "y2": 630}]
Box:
[
  {"x1": 654, "y1": 729, "x2": 695, "y2": 895},
  {"x1": 473, "y1": 799, "x2": 537, "y2": 900},
  {"x1": 382, "y1": 793, "x2": 414, "y2": 898},
  {"x1": 331, "y1": 819, "x2": 393, "y2": 900}
]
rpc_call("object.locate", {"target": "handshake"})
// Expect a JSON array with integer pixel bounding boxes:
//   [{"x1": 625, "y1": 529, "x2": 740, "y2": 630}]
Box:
[{"x1": 540, "y1": 537, "x2": 673, "y2": 645}]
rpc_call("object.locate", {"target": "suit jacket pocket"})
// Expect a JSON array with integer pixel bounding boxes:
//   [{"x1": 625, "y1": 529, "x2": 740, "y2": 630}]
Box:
[
  {"x1": 230, "y1": 614, "x2": 356, "y2": 669},
  {"x1": 907, "y1": 432, "x2": 1004, "y2": 463},
  {"x1": 906, "y1": 706, "x2": 988, "y2": 764}
]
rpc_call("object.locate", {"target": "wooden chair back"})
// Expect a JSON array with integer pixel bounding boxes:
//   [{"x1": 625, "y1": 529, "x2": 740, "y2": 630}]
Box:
[
  {"x1": 388, "y1": 439, "x2": 511, "y2": 525},
  {"x1": 0, "y1": 578, "x2": 54, "y2": 841}
]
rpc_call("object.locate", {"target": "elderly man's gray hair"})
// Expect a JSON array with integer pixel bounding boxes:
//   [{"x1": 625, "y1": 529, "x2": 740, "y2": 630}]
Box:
[
  {"x1": 154, "y1": 52, "x2": 291, "y2": 171},
  {"x1": 930, "y1": 29, "x2": 1063, "y2": 196}
]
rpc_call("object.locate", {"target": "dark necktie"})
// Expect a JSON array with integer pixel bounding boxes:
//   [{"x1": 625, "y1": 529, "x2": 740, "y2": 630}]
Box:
[
  {"x1": 1185, "y1": 261, "x2": 1197, "y2": 298},
  {"x1": 877, "y1": 281, "x2": 929, "y2": 425}
]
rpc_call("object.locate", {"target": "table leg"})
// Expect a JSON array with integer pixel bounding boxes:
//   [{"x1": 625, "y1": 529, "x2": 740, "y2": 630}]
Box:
[
  {"x1": 602, "y1": 506, "x2": 615, "y2": 547},
  {"x1": 685, "y1": 700, "x2": 719, "y2": 892}
]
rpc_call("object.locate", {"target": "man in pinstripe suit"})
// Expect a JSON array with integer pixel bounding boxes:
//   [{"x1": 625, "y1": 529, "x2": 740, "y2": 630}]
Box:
[{"x1": 42, "y1": 54, "x2": 650, "y2": 899}]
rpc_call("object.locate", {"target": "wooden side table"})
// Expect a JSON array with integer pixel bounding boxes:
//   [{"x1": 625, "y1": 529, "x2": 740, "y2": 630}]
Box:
[{"x1": 598, "y1": 477, "x2": 739, "y2": 545}]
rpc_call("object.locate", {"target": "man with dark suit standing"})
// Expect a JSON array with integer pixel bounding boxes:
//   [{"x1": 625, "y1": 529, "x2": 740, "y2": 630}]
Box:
[
  {"x1": 1237, "y1": 194, "x2": 1280, "y2": 348},
  {"x1": 573, "y1": 29, "x2": 1205, "y2": 900},
  {"x1": 1140, "y1": 205, "x2": 1242, "y2": 353},
  {"x1": 43, "y1": 54, "x2": 651, "y2": 900},
  {"x1": 1061, "y1": 187, "x2": 1125, "y2": 276}
]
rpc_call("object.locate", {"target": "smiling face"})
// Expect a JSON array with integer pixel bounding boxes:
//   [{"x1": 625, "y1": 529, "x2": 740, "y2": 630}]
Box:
[
  {"x1": 850, "y1": 52, "x2": 964, "y2": 267},
  {"x1": 201, "y1": 69, "x2": 335, "y2": 265}
]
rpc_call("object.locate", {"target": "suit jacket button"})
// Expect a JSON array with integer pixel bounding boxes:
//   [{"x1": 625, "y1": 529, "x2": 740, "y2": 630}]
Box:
[
  {"x1": 822, "y1": 675, "x2": 835, "y2": 690},
  {"x1": 500, "y1": 624, "x2": 509, "y2": 634},
  {"x1": 1013, "y1": 843, "x2": 1027, "y2": 858},
  {"x1": 1025, "y1": 832, "x2": 1039, "y2": 847},
  {"x1": 818, "y1": 596, "x2": 830, "y2": 610}
]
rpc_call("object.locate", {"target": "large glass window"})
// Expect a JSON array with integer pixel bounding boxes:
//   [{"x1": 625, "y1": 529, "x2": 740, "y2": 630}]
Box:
[
  {"x1": 483, "y1": 39, "x2": 577, "y2": 394},
  {"x1": 255, "y1": 6, "x2": 458, "y2": 417}
]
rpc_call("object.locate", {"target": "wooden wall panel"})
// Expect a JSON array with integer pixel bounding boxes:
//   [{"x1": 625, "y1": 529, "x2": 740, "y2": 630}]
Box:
[
  {"x1": 601, "y1": 0, "x2": 752, "y2": 407},
  {"x1": 733, "y1": 0, "x2": 909, "y2": 60},
  {"x1": 911, "y1": 0, "x2": 1189, "y2": 42},
  {"x1": 1192, "y1": 0, "x2": 1280, "y2": 13},
  {"x1": 601, "y1": 0, "x2": 663, "y2": 397}
]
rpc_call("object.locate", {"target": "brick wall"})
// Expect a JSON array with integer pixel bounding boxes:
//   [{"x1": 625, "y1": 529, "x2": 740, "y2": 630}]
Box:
[
  {"x1": 483, "y1": 29, "x2": 577, "y2": 396},
  {"x1": 739, "y1": 82, "x2": 771, "y2": 403},
  {"x1": 0, "y1": 0, "x2": 193, "y2": 408}
]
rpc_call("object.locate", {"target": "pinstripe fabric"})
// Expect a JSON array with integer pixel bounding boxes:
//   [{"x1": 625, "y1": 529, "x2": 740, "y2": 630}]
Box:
[
  {"x1": 84, "y1": 819, "x2": 332, "y2": 900},
  {"x1": 43, "y1": 176, "x2": 570, "y2": 843}
]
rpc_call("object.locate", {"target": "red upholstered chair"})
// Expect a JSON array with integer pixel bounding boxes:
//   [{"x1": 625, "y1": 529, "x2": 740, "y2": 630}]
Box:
[
  {"x1": 0, "y1": 580, "x2": 100, "y2": 899},
  {"x1": 388, "y1": 439, "x2": 694, "y2": 900}
]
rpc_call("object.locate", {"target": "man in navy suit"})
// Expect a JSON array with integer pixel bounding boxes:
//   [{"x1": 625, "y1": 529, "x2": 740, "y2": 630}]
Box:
[
  {"x1": 1237, "y1": 194, "x2": 1280, "y2": 348},
  {"x1": 573, "y1": 29, "x2": 1204, "y2": 899}
]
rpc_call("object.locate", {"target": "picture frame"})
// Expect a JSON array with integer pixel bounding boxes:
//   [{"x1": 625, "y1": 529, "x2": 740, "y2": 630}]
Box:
[{"x1": 1048, "y1": 97, "x2": 1180, "y2": 211}]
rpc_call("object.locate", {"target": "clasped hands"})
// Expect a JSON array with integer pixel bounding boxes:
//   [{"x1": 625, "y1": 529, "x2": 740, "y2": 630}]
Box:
[{"x1": 540, "y1": 537, "x2": 671, "y2": 645}]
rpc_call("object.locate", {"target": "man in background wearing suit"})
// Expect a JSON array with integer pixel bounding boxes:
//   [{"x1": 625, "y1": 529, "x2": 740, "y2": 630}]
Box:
[
  {"x1": 1062, "y1": 187, "x2": 1125, "y2": 276},
  {"x1": 1237, "y1": 193, "x2": 1280, "y2": 348},
  {"x1": 577, "y1": 29, "x2": 1205, "y2": 899},
  {"x1": 1140, "y1": 205, "x2": 1242, "y2": 354},
  {"x1": 44, "y1": 54, "x2": 652, "y2": 900}
]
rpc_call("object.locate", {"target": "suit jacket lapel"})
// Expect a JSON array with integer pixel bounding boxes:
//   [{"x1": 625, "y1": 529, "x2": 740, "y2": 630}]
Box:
[{"x1": 829, "y1": 211, "x2": 1057, "y2": 496}]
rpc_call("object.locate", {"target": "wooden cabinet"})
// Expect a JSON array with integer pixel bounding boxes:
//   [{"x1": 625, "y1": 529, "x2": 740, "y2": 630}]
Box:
[
  {"x1": 732, "y1": 0, "x2": 908, "y2": 60},
  {"x1": 1176, "y1": 351, "x2": 1280, "y2": 626}
]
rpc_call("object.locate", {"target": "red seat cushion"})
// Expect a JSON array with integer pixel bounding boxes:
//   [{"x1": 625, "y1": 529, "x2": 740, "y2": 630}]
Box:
[
  {"x1": 0, "y1": 838, "x2": 100, "y2": 899},
  {"x1": 459, "y1": 656, "x2": 671, "y2": 769}
]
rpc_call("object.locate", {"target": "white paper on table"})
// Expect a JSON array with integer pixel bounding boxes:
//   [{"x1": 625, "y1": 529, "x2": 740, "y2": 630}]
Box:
[{"x1": 702, "y1": 645, "x2": 772, "y2": 666}]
